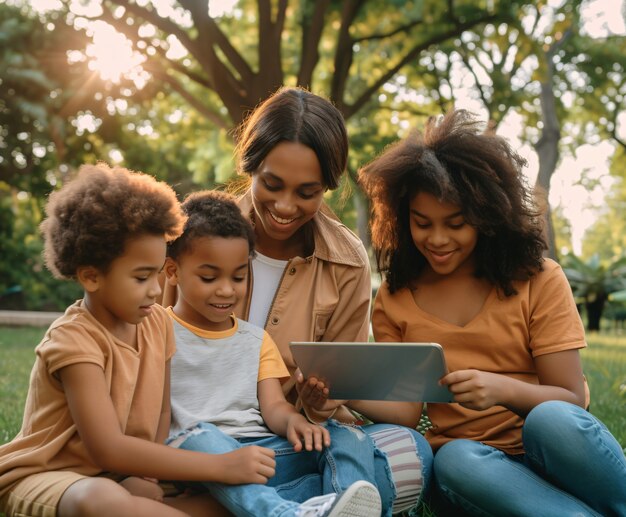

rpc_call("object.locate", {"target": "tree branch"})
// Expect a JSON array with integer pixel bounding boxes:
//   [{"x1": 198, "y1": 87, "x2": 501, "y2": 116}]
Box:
[
  {"x1": 330, "y1": 0, "x2": 364, "y2": 109},
  {"x1": 353, "y1": 18, "x2": 425, "y2": 43},
  {"x1": 346, "y1": 13, "x2": 499, "y2": 118},
  {"x1": 178, "y1": 0, "x2": 254, "y2": 84},
  {"x1": 297, "y1": 0, "x2": 330, "y2": 87},
  {"x1": 152, "y1": 46, "x2": 214, "y2": 90},
  {"x1": 146, "y1": 65, "x2": 230, "y2": 130},
  {"x1": 105, "y1": 0, "x2": 198, "y2": 56}
]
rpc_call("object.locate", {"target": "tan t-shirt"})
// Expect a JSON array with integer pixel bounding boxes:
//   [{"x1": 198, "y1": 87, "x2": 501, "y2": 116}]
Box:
[
  {"x1": 372, "y1": 259, "x2": 587, "y2": 454},
  {"x1": 0, "y1": 300, "x2": 175, "y2": 496}
]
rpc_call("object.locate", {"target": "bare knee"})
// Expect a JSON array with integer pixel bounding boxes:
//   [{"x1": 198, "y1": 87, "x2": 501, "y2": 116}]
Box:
[{"x1": 58, "y1": 477, "x2": 135, "y2": 517}]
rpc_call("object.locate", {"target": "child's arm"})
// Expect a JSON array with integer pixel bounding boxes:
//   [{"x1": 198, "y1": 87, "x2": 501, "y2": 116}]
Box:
[
  {"x1": 60, "y1": 362, "x2": 277, "y2": 485},
  {"x1": 257, "y1": 377, "x2": 330, "y2": 452},
  {"x1": 440, "y1": 349, "x2": 587, "y2": 416}
]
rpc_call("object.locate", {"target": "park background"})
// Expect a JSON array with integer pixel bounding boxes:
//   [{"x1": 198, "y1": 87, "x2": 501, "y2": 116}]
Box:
[{"x1": 1, "y1": 0, "x2": 625, "y2": 467}]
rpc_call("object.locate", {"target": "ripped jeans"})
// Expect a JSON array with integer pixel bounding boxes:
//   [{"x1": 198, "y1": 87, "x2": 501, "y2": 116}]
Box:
[{"x1": 170, "y1": 420, "x2": 396, "y2": 517}]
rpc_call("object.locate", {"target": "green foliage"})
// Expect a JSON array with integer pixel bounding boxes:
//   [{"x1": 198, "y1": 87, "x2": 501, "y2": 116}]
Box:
[
  {"x1": 582, "y1": 172, "x2": 626, "y2": 261},
  {"x1": 552, "y1": 204, "x2": 574, "y2": 257},
  {"x1": 562, "y1": 253, "x2": 626, "y2": 330},
  {"x1": 562, "y1": 253, "x2": 626, "y2": 301}
]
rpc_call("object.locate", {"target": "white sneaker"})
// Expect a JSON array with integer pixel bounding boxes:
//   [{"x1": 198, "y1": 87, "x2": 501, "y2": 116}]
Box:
[{"x1": 296, "y1": 480, "x2": 382, "y2": 517}]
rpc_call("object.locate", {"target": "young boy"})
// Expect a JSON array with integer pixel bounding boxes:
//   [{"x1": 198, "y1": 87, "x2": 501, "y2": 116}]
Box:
[
  {"x1": 0, "y1": 164, "x2": 269, "y2": 517},
  {"x1": 163, "y1": 190, "x2": 385, "y2": 517}
]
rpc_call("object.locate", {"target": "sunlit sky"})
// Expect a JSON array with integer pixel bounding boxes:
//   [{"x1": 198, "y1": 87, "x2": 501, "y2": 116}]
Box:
[{"x1": 23, "y1": 0, "x2": 626, "y2": 254}]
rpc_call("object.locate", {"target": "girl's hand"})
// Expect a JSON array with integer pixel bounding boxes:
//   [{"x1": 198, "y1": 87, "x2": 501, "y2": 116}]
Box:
[
  {"x1": 440, "y1": 369, "x2": 504, "y2": 411},
  {"x1": 217, "y1": 446, "x2": 277, "y2": 485},
  {"x1": 286, "y1": 413, "x2": 331, "y2": 452}
]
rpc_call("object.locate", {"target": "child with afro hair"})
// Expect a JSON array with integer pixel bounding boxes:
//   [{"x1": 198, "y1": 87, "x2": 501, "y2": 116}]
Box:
[{"x1": 0, "y1": 164, "x2": 249, "y2": 517}]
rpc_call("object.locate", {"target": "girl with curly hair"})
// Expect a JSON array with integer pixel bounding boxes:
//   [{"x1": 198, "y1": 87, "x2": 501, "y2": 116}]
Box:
[{"x1": 359, "y1": 110, "x2": 626, "y2": 516}]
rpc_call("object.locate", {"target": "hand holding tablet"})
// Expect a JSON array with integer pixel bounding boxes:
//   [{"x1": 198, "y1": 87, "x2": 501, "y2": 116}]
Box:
[{"x1": 289, "y1": 342, "x2": 453, "y2": 403}]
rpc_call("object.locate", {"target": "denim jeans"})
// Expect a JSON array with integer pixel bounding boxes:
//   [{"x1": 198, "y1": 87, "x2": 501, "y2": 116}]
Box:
[
  {"x1": 173, "y1": 420, "x2": 393, "y2": 517},
  {"x1": 433, "y1": 401, "x2": 626, "y2": 516}
]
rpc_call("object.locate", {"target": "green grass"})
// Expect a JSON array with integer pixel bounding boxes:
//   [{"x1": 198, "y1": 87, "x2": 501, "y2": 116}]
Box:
[
  {"x1": 0, "y1": 326, "x2": 46, "y2": 443},
  {"x1": 579, "y1": 333, "x2": 626, "y2": 448}
]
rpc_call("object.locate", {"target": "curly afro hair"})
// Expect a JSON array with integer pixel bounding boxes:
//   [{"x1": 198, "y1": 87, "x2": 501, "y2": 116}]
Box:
[
  {"x1": 167, "y1": 189, "x2": 255, "y2": 259},
  {"x1": 359, "y1": 109, "x2": 546, "y2": 296},
  {"x1": 41, "y1": 163, "x2": 186, "y2": 279}
]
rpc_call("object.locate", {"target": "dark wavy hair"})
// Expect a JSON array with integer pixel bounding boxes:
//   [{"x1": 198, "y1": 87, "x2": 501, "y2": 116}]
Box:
[
  {"x1": 359, "y1": 110, "x2": 546, "y2": 296},
  {"x1": 234, "y1": 86, "x2": 348, "y2": 190},
  {"x1": 167, "y1": 190, "x2": 255, "y2": 259},
  {"x1": 41, "y1": 163, "x2": 185, "y2": 279}
]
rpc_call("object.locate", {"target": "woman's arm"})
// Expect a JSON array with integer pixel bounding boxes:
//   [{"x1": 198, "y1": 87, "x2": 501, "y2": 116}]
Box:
[{"x1": 60, "y1": 362, "x2": 276, "y2": 485}]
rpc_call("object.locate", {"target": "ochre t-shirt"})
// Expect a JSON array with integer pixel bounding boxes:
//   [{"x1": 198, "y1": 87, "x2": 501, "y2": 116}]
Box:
[
  {"x1": 0, "y1": 300, "x2": 175, "y2": 496},
  {"x1": 372, "y1": 259, "x2": 587, "y2": 454}
]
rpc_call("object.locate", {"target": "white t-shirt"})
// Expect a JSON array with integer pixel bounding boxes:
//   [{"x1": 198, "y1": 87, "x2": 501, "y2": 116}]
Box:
[{"x1": 248, "y1": 251, "x2": 288, "y2": 328}]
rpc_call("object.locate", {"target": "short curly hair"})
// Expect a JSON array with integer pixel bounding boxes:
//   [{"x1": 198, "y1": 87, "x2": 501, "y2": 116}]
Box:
[
  {"x1": 359, "y1": 109, "x2": 546, "y2": 296},
  {"x1": 167, "y1": 190, "x2": 255, "y2": 260},
  {"x1": 41, "y1": 163, "x2": 186, "y2": 279}
]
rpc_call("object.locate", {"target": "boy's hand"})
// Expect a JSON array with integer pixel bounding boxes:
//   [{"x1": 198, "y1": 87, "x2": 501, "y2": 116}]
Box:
[
  {"x1": 218, "y1": 446, "x2": 276, "y2": 484},
  {"x1": 286, "y1": 413, "x2": 331, "y2": 452}
]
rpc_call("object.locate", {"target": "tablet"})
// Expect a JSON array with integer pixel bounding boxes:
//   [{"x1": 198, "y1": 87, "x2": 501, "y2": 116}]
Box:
[{"x1": 289, "y1": 342, "x2": 453, "y2": 403}]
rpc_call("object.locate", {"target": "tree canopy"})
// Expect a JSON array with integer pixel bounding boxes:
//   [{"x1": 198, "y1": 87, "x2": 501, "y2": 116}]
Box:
[{"x1": 1, "y1": 0, "x2": 625, "y2": 311}]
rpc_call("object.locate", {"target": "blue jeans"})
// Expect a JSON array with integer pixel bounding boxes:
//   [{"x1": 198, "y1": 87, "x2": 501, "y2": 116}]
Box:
[
  {"x1": 173, "y1": 420, "x2": 393, "y2": 517},
  {"x1": 434, "y1": 401, "x2": 626, "y2": 516}
]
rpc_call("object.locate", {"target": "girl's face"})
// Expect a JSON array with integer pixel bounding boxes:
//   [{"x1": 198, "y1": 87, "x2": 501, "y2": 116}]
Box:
[
  {"x1": 250, "y1": 141, "x2": 325, "y2": 257},
  {"x1": 409, "y1": 191, "x2": 478, "y2": 276}
]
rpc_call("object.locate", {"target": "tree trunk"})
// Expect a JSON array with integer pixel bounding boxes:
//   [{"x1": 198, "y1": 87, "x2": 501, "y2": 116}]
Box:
[
  {"x1": 533, "y1": 51, "x2": 560, "y2": 260},
  {"x1": 585, "y1": 294, "x2": 607, "y2": 332}
]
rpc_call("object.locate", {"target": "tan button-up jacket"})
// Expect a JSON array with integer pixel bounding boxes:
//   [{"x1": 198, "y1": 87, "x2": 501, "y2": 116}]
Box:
[{"x1": 235, "y1": 194, "x2": 372, "y2": 403}]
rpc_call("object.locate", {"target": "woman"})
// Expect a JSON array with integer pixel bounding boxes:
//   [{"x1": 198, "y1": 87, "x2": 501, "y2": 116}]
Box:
[{"x1": 233, "y1": 86, "x2": 431, "y2": 515}]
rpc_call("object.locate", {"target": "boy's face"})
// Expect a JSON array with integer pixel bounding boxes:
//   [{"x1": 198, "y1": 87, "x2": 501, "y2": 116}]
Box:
[
  {"x1": 166, "y1": 236, "x2": 249, "y2": 332},
  {"x1": 82, "y1": 234, "x2": 166, "y2": 331}
]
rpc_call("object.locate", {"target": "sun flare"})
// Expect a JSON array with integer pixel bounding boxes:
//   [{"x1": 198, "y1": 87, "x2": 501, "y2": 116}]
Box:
[{"x1": 86, "y1": 21, "x2": 145, "y2": 83}]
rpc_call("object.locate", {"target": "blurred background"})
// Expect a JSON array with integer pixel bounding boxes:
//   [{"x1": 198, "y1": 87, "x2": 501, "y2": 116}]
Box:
[{"x1": 1, "y1": 0, "x2": 625, "y2": 333}]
